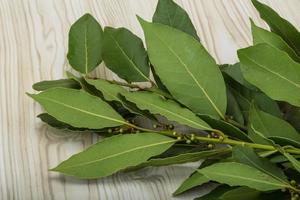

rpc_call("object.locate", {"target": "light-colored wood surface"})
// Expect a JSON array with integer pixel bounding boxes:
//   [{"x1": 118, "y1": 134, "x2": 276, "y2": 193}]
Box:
[{"x1": 1, "y1": 0, "x2": 300, "y2": 199}]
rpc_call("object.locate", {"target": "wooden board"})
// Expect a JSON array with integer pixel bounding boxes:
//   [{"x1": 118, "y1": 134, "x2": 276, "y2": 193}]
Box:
[{"x1": 1, "y1": 0, "x2": 300, "y2": 199}]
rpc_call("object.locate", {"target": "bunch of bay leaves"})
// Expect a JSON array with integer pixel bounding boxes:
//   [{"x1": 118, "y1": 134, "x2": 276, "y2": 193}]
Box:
[{"x1": 29, "y1": 0, "x2": 300, "y2": 199}]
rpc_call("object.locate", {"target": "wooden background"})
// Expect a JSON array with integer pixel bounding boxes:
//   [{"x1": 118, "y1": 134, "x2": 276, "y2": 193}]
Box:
[{"x1": 1, "y1": 0, "x2": 300, "y2": 199}]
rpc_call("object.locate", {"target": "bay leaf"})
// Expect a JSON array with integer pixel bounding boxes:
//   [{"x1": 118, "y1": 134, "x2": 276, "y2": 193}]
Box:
[
  {"x1": 195, "y1": 185, "x2": 231, "y2": 200},
  {"x1": 232, "y1": 146, "x2": 288, "y2": 183},
  {"x1": 139, "y1": 18, "x2": 227, "y2": 119},
  {"x1": 32, "y1": 79, "x2": 81, "y2": 91},
  {"x1": 67, "y1": 14, "x2": 103, "y2": 74},
  {"x1": 226, "y1": 88, "x2": 245, "y2": 125},
  {"x1": 251, "y1": 19, "x2": 300, "y2": 62},
  {"x1": 198, "y1": 162, "x2": 287, "y2": 191},
  {"x1": 221, "y1": 63, "x2": 255, "y2": 90},
  {"x1": 238, "y1": 43, "x2": 300, "y2": 107},
  {"x1": 52, "y1": 132, "x2": 175, "y2": 178},
  {"x1": 28, "y1": 88, "x2": 124, "y2": 129},
  {"x1": 283, "y1": 152, "x2": 300, "y2": 173},
  {"x1": 173, "y1": 172, "x2": 209, "y2": 196},
  {"x1": 121, "y1": 91, "x2": 211, "y2": 130},
  {"x1": 251, "y1": 0, "x2": 300, "y2": 57},
  {"x1": 102, "y1": 27, "x2": 150, "y2": 82},
  {"x1": 248, "y1": 104, "x2": 300, "y2": 147},
  {"x1": 37, "y1": 113, "x2": 86, "y2": 131},
  {"x1": 152, "y1": 0, "x2": 199, "y2": 40},
  {"x1": 220, "y1": 187, "x2": 260, "y2": 200},
  {"x1": 85, "y1": 78, "x2": 126, "y2": 102},
  {"x1": 133, "y1": 148, "x2": 229, "y2": 170},
  {"x1": 200, "y1": 115, "x2": 250, "y2": 142}
]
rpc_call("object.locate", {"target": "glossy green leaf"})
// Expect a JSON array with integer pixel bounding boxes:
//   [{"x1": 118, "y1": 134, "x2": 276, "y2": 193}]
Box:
[
  {"x1": 220, "y1": 187, "x2": 261, "y2": 200},
  {"x1": 152, "y1": 0, "x2": 199, "y2": 40},
  {"x1": 37, "y1": 113, "x2": 86, "y2": 131},
  {"x1": 248, "y1": 104, "x2": 300, "y2": 147},
  {"x1": 66, "y1": 72, "x2": 103, "y2": 97},
  {"x1": 232, "y1": 146, "x2": 288, "y2": 183},
  {"x1": 196, "y1": 185, "x2": 286, "y2": 200},
  {"x1": 198, "y1": 162, "x2": 287, "y2": 191},
  {"x1": 28, "y1": 88, "x2": 124, "y2": 129},
  {"x1": 251, "y1": 19, "x2": 300, "y2": 62},
  {"x1": 151, "y1": 64, "x2": 170, "y2": 94},
  {"x1": 67, "y1": 14, "x2": 103, "y2": 74},
  {"x1": 102, "y1": 27, "x2": 150, "y2": 82},
  {"x1": 52, "y1": 132, "x2": 175, "y2": 178},
  {"x1": 281, "y1": 104, "x2": 300, "y2": 132},
  {"x1": 251, "y1": 0, "x2": 300, "y2": 56},
  {"x1": 226, "y1": 88, "x2": 244, "y2": 125},
  {"x1": 85, "y1": 78, "x2": 126, "y2": 102},
  {"x1": 228, "y1": 84, "x2": 282, "y2": 121},
  {"x1": 121, "y1": 91, "x2": 211, "y2": 130},
  {"x1": 200, "y1": 115, "x2": 250, "y2": 142},
  {"x1": 238, "y1": 43, "x2": 300, "y2": 107},
  {"x1": 32, "y1": 79, "x2": 81, "y2": 91},
  {"x1": 222, "y1": 63, "x2": 282, "y2": 119},
  {"x1": 139, "y1": 18, "x2": 227, "y2": 119},
  {"x1": 195, "y1": 185, "x2": 231, "y2": 200},
  {"x1": 173, "y1": 172, "x2": 209, "y2": 196},
  {"x1": 173, "y1": 158, "x2": 226, "y2": 196},
  {"x1": 221, "y1": 63, "x2": 255, "y2": 90},
  {"x1": 134, "y1": 148, "x2": 229, "y2": 170},
  {"x1": 283, "y1": 152, "x2": 300, "y2": 173}
]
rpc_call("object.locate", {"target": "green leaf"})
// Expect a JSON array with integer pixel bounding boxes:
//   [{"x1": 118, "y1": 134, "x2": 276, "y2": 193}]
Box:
[
  {"x1": 66, "y1": 72, "x2": 104, "y2": 97},
  {"x1": 220, "y1": 187, "x2": 261, "y2": 200},
  {"x1": 282, "y1": 104, "x2": 300, "y2": 132},
  {"x1": 251, "y1": 0, "x2": 300, "y2": 57},
  {"x1": 248, "y1": 104, "x2": 300, "y2": 147},
  {"x1": 223, "y1": 64, "x2": 282, "y2": 120},
  {"x1": 32, "y1": 79, "x2": 81, "y2": 91},
  {"x1": 226, "y1": 88, "x2": 245, "y2": 125},
  {"x1": 195, "y1": 185, "x2": 231, "y2": 200},
  {"x1": 121, "y1": 91, "x2": 211, "y2": 130},
  {"x1": 198, "y1": 162, "x2": 287, "y2": 191},
  {"x1": 251, "y1": 19, "x2": 300, "y2": 63},
  {"x1": 85, "y1": 78, "x2": 126, "y2": 102},
  {"x1": 151, "y1": 64, "x2": 170, "y2": 94},
  {"x1": 283, "y1": 152, "x2": 300, "y2": 173},
  {"x1": 228, "y1": 83, "x2": 282, "y2": 121},
  {"x1": 37, "y1": 113, "x2": 86, "y2": 131},
  {"x1": 200, "y1": 115, "x2": 250, "y2": 142},
  {"x1": 232, "y1": 146, "x2": 288, "y2": 183},
  {"x1": 221, "y1": 63, "x2": 256, "y2": 90},
  {"x1": 133, "y1": 148, "x2": 230, "y2": 170},
  {"x1": 152, "y1": 0, "x2": 199, "y2": 41},
  {"x1": 28, "y1": 88, "x2": 124, "y2": 129},
  {"x1": 173, "y1": 158, "x2": 227, "y2": 196},
  {"x1": 102, "y1": 27, "x2": 150, "y2": 82},
  {"x1": 67, "y1": 14, "x2": 103, "y2": 74},
  {"x1": 52, "y1": 132, "x2": 175, "y2": 178},
  {"x1": 138, "y1": 18, "x2": 227, "y2": 119},
  {"x1": 238, "y1": 43, "x2": 300, "y2": 107},
  {"x1": 173, "y1": 172, "x2": 209, "y2": 196}
]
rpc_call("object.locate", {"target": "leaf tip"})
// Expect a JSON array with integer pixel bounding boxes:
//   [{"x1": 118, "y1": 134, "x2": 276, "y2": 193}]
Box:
[
  {"x1": 49, "y1": 165, "x2": 61, "y2": 172},
  {"x1": 26, "y1": 92, "x2": 35, "y2": 99},
  {"x1": 136, "y1": 15, "x2": 149, "y2": 27}
]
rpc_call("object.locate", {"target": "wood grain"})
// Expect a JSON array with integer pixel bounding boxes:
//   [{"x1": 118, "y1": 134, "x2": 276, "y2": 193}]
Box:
[{"x1": 1, "y1": 0, "x2": 300, "y2": 199}]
